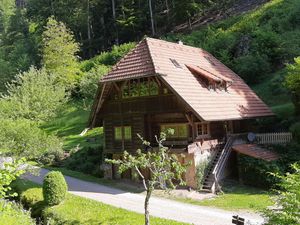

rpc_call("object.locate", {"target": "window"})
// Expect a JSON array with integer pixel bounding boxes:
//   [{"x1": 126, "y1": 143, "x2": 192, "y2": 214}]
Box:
[
  {"x1": 160, "y1": 124, "x2": 188, "y2": 138},
  {"x1": 170, "y1": 58, "x2": 182, "y2": 68},
  {"x1": 114, "y1": 127, "x2": 122, "y2": 140},
  {"x1": 124, "y1": 126, "x2": 132, "y2": 140},
  {"x1": 196, "y1": 123, "x2": 210, "y2": 137},
  {"x1": 122, "y1": 78, "x2": 159, "y2": 99},
  {"x1": 114, "y1": 126, "x2": 132, "y2": 141}
]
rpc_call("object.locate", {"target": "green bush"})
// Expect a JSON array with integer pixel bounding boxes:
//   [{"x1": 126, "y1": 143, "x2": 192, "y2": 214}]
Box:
[
  {"x1": 238, "y1": 155, "x2": 281, "y2": 189},
  {"x1": 43, "y1": 171, "x2": 67, "y2": 206},
  {"x1": 195, "y1": 157, "x2": 211, "y2": 191},
  {"x1": 290, "y1": 122, "x2": 300, "y2": 143},
  {"x1": 79, "y1": 65, "x2": 110, "y2": 100},
  {"x1": 0, "y1": 67, "x2": 66, "y2": 123},
  {"x1": 0, "y1": 200, "x2": 34, "y2": 225},
  {"x1": 0, "y1": 118, "x2": 63, "y2": 160},
  {"x1": 265, "y1": 163, "x2": 300, "y2": 224},
  {"x1": 63, "y1": 146, "x2": 103, "y2": 177}
]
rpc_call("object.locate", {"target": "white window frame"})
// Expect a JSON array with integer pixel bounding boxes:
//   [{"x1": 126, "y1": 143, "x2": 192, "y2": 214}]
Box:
[{"x1": 196, "y1": 122, "x2": 210, "y2": 138}]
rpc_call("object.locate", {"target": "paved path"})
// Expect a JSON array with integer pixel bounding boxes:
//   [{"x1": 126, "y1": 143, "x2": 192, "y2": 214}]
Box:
[{"x1": 24, "y1": 168, "x2": 264, "y2": 225}]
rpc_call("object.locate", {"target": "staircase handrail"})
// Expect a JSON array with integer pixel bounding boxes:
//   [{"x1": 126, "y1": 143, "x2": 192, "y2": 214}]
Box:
[{"x1": 211, "y1": 136, "x2": 235, "y2": 190}]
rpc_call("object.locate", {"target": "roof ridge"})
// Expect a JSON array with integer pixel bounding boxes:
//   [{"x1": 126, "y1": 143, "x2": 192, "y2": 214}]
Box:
[
  {"x1": 144, "y1": 37, "x2": 157, "y2": 74},
  {"x1": 145, "y1": 37, "x2": 206, "y2": 52}
]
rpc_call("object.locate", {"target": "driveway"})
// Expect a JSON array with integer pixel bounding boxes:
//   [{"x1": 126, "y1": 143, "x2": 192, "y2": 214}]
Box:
[{"x1": 24, "y1": 168, "x2": 265, "y2": 225}]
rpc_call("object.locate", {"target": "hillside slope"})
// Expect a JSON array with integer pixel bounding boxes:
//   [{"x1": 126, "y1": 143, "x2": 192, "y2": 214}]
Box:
[{"x1": 167, "y1": 0, "x2": 299, "y2": 116}]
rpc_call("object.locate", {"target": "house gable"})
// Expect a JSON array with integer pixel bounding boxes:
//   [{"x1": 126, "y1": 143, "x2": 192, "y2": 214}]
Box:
[{"x1": 89, "y1": 37, "x2": 274, "y2": 127}]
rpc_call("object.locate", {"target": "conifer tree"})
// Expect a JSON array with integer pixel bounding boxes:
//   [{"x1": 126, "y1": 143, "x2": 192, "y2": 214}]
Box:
[{"x1": 42, "y1": 17, "x2": 81, "y2": 88}]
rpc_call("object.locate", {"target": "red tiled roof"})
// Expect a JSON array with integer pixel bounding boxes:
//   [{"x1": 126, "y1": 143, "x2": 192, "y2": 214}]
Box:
[
  {"x1": 91, "y1": 37, "x2": 273, "y2": 124},
  {"x1": 232, "y1": 144, "x2": 279, "y2": 161},
  {"x1": 101, "y1": 40, "x2": 155, "y2": 82}
]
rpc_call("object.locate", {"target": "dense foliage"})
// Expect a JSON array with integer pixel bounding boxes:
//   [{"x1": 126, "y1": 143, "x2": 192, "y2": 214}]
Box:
[
  {"x1": 0, "y1": 67, "x2": 66, "y2": 122},
  {"x1": 168, "y1": 0, "x2": 300, "y2": 85},
  {"x1": 0, "y1": 119, "x2": 63, "y2": 159},
  {"x1": 265, "y1": 163, "x2": 300, "y2": 225},
  {"x1": 0, "y1": 200, "x2": 34, "y2": 225},
  {"x1": 0, "y1": 158, "x2": 26, "y2": 198},
  {"x1": 63, "y1": 147, "x2": 103, "y2": 177},
  {"x1": 24, "y1": 0, "x2": 233, "y2": 57},
  {"x1": 286, "y1": 57, "x2": 300, "y2": 115},
  {"x1": 238, "y1": 142, "x2": 300, "y2": 189},
  {"x1": 42, "y1": 17, "x2": 81, "y2": 88},
  {"x1": 43, "y1": 171, "x2": 67, "y2": 206}
]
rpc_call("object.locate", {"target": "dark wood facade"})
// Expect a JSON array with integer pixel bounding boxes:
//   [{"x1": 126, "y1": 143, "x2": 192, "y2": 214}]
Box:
[{"x1": 95, "y1": 76, "x2": 249, "y2": 154}]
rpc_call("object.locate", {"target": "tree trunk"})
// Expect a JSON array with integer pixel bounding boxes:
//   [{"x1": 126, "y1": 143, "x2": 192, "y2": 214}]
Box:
[
  {"x1": 148, "y1": 0, "x2": 155, "y2": 36},
  {"x1": 111, "y1": 0, "x2": 119, "y2": 45},
  {"x1": 87, "y1": 0, "x2": 92, "y2": 57},
  {"x1": 144, "y1": 188, "x2": 152, "y2": 225}
]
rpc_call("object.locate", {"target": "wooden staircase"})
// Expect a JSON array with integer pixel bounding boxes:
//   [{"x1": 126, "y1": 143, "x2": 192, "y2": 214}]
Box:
[
  {"x1": 201, "y1": 146, "x2": 223, "y2": 192},
  {"x1": 201, "y1": 136, "x2": 235, "y2": 193}
]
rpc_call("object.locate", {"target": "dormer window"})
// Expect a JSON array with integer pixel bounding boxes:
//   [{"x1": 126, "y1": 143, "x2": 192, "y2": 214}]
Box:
[
  {"x1": 170, "y1": 58, "x2": 182, "y2": 68},
  {"x1": 186, "y1": 64, "x2": 232, "y2": 91}
]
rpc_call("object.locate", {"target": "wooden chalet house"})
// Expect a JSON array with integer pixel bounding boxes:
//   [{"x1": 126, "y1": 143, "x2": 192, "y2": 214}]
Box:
[{"x1": 89, "y1": 38, "x2": 274, "y2": 192}]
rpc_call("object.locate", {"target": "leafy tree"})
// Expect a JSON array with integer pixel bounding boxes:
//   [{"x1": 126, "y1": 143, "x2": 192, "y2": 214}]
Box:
[
  {"x1": 106, "y1": 131, "x2": 187, "y2": 225},
  {"x1": 285, "y1": 57, "x2": 300, "y2": 115},
  {"x1": 42, "y1": 17, "x2": 81, "y2": 88},
  {"x1": 0, "y1": 67, "x2": 66, "y2": 122},
  {"x1": 0, "y1": 119, "x2": 63, "y2": 160},
  {"x1": 0, "y1": 158, "x2": 26, "y2": 198},
  {"x1": 79, "y1": 65, "x2": 110, "y2": 100},
  {"x1": 0, "y1": 7, "x2": 37, "y2": 92},
  {"x1": 265, "y1": 163, "x2": 300, "y2": 225}
]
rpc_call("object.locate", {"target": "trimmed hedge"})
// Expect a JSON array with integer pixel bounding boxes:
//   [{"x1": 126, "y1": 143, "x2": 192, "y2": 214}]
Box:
[
  {"x1": 0, "y1": 200, "x2": 34, "y2": 225},
  {"x1": 43, "y1": 171, "x2": 67, "y2": 206}
]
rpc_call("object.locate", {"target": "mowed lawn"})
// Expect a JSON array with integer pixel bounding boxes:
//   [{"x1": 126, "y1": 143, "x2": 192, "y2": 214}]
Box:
[
  {"x1": 183, "y1": 181, "x2": 273, "y2": 211},
  {"x1": 14, "y1": 180, "x2": 186, "y2": 225}
]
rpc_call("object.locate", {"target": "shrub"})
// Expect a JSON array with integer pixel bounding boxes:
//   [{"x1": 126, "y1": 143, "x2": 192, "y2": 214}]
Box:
[
  {"x1": 63, "y1": 146, "x2": 103, "y2": 177},
  {"x1": 0, "y1": 119, "x2": 63, "y2": 159},
  {"x1": 195, "y1": 157, "x2": 211, "y2": 191},
  {"x1": 238, "y1": 155, "x2": 281, "y2": 189},
  {"x1": 43, "y1": 171, "x2": 67, "y2": 206},
  {"x1": 264, "y1": 163, "x2": 300, "y2": 225},
  {"x1": 0, "y1": 67, "x2": 66, "y2": 123},
  {"x1": 0, "y1": 200, "x2": 34, "y2": 225},
  {"x1": 79, "y1": 65, "x2": 110, "y2": 100},
  {"x1": 290, "y1": 122, "x2": 300, "y2": 143}
]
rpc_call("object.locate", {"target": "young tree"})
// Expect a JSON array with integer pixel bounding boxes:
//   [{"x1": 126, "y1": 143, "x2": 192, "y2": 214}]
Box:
[
  {"x1": 106, "y1": 130, "x2": 188, "y2": 225},
  {"x1": 0, "y1": 67, "x2": 66, "y2": 122},
  {"x1": 285, "y1": 57, "x2": 300, "y2": 115},
  {"x1": 265, "y1": 163, "x2": 300, "y2": 224},
  {"x1": 42, "y1": 17, "x2": 81, "y2": 88}
]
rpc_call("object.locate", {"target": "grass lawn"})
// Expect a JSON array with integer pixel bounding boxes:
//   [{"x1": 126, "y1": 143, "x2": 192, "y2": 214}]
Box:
[
  {"x1": 181, "y1": 181, "x2": 273, "y2": 212},
  {"x1": 14, "y1": 179, "x2": 186, "y2": 225},
  {"x1": 41, "y1": 101, "x2": 103, "y2": 151},
  {"x1": 44, "y1": 166, "x2": 273, "y2": 212}
]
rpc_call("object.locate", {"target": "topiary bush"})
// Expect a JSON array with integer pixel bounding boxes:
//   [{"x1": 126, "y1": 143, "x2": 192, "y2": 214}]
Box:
[{"x1": 43, "y1": 171, "x2": 67, "y2": 206}]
